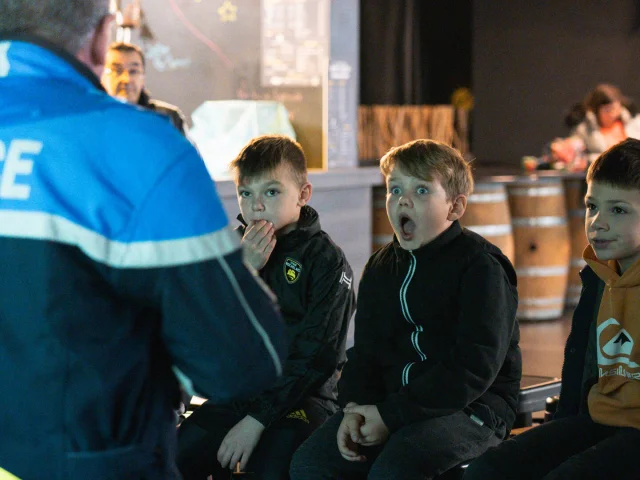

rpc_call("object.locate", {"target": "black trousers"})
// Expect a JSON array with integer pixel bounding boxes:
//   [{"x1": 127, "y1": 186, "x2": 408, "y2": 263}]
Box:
[
  {"x1": 290, "y1": 410, "x2": 503, "y2": 480},
  {"x1": 463, "y1": 414, "x2": 640, "y2": 480},
  {"x1": 176, "y1": 401, "x2": 329, "y2": 480}
]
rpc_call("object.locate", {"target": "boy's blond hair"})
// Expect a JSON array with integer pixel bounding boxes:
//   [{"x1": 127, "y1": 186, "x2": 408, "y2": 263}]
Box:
[{"x1": 380, "y1": 139, "x2": 473, "y2": 200}]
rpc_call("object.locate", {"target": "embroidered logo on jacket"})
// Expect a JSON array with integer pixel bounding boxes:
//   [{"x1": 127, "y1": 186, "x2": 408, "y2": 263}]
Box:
[
  {"x1": 286, "y1": 409, "x2": 310, "y2": 423},
  {"x1": 284, "y1": 257, "x2": 302, "y2": 284},
  {"x1": 339, "y1": 271, "x2": 352, "y2": 289}
]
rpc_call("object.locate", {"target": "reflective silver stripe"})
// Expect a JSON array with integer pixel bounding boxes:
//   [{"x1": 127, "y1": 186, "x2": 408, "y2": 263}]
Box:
[
  {"x1": 570, "y1": 258, "x2": 587, "y2": 268},
  {"x1": 519, "y1": 297, "x2": 565, "y2": 306},
  {"x1": 373, "y1": 234, "x2": 394, "y2": 246},
  {"x1": 218, "y1": 254, "x2": 283, "y2": 376},
  {"x1": 517, "y1": 266, "x2": 569, "y2": 277},
  {"x1": 402, "y1": 362, "x2": 415, "y2": 386},
  {"x1": 569, "y1": 209, "x2": 584, "y2": 218},
  {"x1": 465, "y1": 224, "x2": 512, "y2": 236},
  {"x1": 517, "y1": 308, "x2": 564, "y2": 320},
  {"x1": 468, "y1": 192, "x2": 507, "y2": 203},
  {"x1": 512, "y1": 216, "x2": 567, "y2": 227},
  {"x1": 0, "y1": 210, "x2": 239, "y2": 268},
  {"x1": 509, "y1": 186, "x2": 563, "y2": 197},
  {"x1": 173, "y1": 366, "x2": 197, "y2": 397}
]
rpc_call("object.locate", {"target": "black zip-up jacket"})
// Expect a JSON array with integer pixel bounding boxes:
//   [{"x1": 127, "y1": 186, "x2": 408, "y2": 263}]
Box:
[
  {"x1": 555, "y1": 265, "x2": 603, "y2": 419},
  {"x1": 238, "y1": 206, "x2": 357, "y2": 427},
  {"x1": 339, "y1": 221, "x2": 521, "y2": 435}
]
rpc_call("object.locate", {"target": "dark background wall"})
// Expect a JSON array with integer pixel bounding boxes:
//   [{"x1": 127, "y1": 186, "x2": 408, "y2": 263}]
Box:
[{"x1": 473, "y1": 0, "x2": 640, "y2": 165}]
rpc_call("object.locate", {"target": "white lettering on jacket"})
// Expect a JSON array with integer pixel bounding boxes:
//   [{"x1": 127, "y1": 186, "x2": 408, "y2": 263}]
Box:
[{"x1": 0, "y1": 139, "x2": 42, "y2": 200}]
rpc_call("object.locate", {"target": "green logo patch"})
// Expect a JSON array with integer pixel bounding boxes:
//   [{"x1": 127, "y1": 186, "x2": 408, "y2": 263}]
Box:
[{"x1": 284, "y1": 257, "x2": 302, "y2": 284}]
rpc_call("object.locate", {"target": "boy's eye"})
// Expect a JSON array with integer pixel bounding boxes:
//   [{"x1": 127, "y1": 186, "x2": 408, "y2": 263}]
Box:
[
  {"x1": 416, "y1": 187, "x2": 429, "y2": 195},
  {"x1": 239, "y1": 191, "x2": 251, "y2": 198},
  {"x1": 612, "y1": 206, "x2": 626, "y2": 214},
  {"x1": 389, "y1": 186, "x2": 401, "y2": 195},
  {"x1": 265, "y1": 189, "x2": 279, "y2": 197},
  {"x1": 585, "y1": 202, "x2": 596, "y2": 212}
]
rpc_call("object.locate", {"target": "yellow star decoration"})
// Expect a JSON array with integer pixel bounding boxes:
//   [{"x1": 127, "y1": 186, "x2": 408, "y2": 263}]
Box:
[{"x1": 218, "y1": 0, "x2": 238, "y2": 22}]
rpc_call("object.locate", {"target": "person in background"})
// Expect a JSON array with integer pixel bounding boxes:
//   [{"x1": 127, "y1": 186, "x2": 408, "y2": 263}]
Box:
[
  {"x1": 0, "y1": 1, "x2": 287, "y2": 478},
  {"x1": 177, "y1": 135, "x2": 356, "y2": 480},
  {"x1": 464, "y1": 139, "x2": 640, "y2": 480},
  {"x1": 290, "y1": 140, "x2": 521, "y2": 480},
  {"x1": 569, "y1": 83, "x2": 640, "y2": 163},
  {"x1": 102, "y1": 41, "x2": 189, "y2": 136}
]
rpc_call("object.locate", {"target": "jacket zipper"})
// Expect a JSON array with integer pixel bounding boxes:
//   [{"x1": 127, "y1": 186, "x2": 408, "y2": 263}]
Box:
[{"x1": 400, "y1": 251, "x2": 427, "y2": 385}]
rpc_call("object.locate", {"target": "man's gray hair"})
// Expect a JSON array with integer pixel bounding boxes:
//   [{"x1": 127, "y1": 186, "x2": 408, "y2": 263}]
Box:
[{"x1": 0, "y1": 0, "x2": 111, "y2": 54}]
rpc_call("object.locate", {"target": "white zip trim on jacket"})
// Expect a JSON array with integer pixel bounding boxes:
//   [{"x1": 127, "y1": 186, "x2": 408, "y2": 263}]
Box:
[
  {"x1": 402, "y1": 362, "x2": 415, "y2": 386},
  {"x1": 400, "y1": 251, "x2": 427, "y2": 385}
]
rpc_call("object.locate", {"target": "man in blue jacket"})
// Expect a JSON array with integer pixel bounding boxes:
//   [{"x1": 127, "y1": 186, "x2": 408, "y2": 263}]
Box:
[{"x1": 0, "y1": 1, "x2": 287, "y2": 478}]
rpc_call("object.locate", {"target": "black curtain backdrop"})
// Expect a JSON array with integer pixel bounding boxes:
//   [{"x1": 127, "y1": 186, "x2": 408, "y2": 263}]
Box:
[{"x1": 360, "y1": 0, "x2": 472, "y2": 105}]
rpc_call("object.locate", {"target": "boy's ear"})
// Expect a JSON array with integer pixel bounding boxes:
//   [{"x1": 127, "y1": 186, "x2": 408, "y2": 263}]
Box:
[
  {"x1": 298, "y1": 182, "x2": 313, "y2": 207},
  {"x1": 447, "y1": 194, "x2": 467, "y2": 221}
]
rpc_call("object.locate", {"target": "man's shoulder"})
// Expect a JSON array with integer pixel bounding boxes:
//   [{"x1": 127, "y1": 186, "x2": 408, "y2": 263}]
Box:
[{"x1": 147, "y1": 98, "x2": 184, "y2": 116}]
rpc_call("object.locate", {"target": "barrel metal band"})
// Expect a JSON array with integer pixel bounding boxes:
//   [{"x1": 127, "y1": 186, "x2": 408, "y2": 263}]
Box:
[
  {"x1": 509, "y1": 186, "x2": 563, "y2": 197},
  {"x1": 465, "y1": 224, "x2": 512, "y2": 236},
  {"x1": 512, "y1": 216, "x2": 567, "y2": 227},
  {"x1": 468, "y1": 192, "x2": 507, "y2": 203},
  {"x1": 517, "y1": 308, "x2": 564, "y2": 320},
  {"x1": 519, "y1": 296, "x2": 565, "y2": 306},
  {"x1": 570, "y1": 258, "x2": 587, "y2": 268},
  {"x1": 517, "y1": 265, "x2": 569, "y2": 276}
]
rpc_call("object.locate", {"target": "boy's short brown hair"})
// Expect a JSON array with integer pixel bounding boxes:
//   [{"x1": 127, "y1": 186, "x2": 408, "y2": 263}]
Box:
[
  {"x1": 587, "y1": 138, "x2": 640, "y2": 190},
  {"x1": 229, "y1": 135, "x2": 308, "y2": 186},
  {"x1": 380, "y1": 139, "x2": 473, "y2": 199}
]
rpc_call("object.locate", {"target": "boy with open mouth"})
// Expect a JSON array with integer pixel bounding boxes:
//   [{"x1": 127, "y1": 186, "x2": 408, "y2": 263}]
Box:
[{"x1": 291, "y1": 139, "x2": 521, "y2": 480}]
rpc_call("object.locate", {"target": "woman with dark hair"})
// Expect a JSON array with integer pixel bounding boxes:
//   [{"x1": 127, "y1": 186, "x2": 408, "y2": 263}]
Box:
[{"x1": 571, "y1": 83, "x2": 640, "y2": 162}]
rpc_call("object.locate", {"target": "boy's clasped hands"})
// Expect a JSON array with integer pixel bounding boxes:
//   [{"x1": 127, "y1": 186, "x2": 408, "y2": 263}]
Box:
[{"x1": 338, "y1": 403, "x2": 390, "y2": 462}]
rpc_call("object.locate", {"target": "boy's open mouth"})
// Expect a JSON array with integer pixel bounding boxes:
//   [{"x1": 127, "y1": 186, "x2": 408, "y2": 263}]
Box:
[{"x1": 399, "y1": 213, "x2": 416, "y2": 240}]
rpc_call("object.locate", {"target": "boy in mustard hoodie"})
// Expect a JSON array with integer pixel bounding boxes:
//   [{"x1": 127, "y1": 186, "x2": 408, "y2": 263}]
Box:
[{"x1": 465, "y1": 138, "x2": 640, "y2": 480}]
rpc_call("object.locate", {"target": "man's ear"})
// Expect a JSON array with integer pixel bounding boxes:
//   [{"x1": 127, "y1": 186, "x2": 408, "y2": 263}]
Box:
[
  {"x1": 90, "y1": 14, "x2": 115, "y2": 76},
  {"x1": 447, "y1": 194, "x2": 467, "y2": 221},
  {"x1": 298, "y1": 182, "x2": 313, "y2": 207}
]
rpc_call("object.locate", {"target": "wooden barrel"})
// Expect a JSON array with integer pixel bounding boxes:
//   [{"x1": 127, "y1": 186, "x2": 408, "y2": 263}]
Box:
[
  {"x1": 564, "y1": 178, "x2": 588, "y2": 307},
  {"x1": 460, "y1": 183, "x2": 515, "y2": 265},
  {"x1": 507, "y1": 179, "x2": 570, "y2": 320},
  {"x1": 372, "y1": 186, "x2": 393, "y2": 252}
]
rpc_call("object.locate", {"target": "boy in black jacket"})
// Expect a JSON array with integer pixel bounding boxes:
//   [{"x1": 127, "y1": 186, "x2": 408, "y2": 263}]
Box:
[
  {"x1": 176, "y1": 135, "x2": 356, "y2": 479},
  {"x1": 290, "y1": 139, "x2": 521, "y2": 479}
]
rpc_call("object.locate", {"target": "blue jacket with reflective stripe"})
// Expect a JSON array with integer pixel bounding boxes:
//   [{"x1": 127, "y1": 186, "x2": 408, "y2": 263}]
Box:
[{"x1": 0, "y1": 38, "x2": 286, "y2": 479}]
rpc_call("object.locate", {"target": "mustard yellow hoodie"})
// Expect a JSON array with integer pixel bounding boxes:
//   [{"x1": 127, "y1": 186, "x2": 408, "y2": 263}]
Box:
[{"x1": 584, "y1": 245, "x2": 640, "y2": 429}]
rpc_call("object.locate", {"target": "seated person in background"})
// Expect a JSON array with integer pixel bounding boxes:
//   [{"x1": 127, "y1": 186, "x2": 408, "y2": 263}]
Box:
[
  {"x1": 570, "y1": 83, "x2": 640, "y2": 162},
  {"x1": 464, "y1": 139, "x2": 640, "y2": 480},
  {"x1": 176, "y1": 135, "x2": 357, "y2": 479},
  {"x1": 290, "y1": 140, "x2": 522, "y2": 480},
  {"x1": 102, "y1": 42, "x2": 189, "y2": 136}
]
